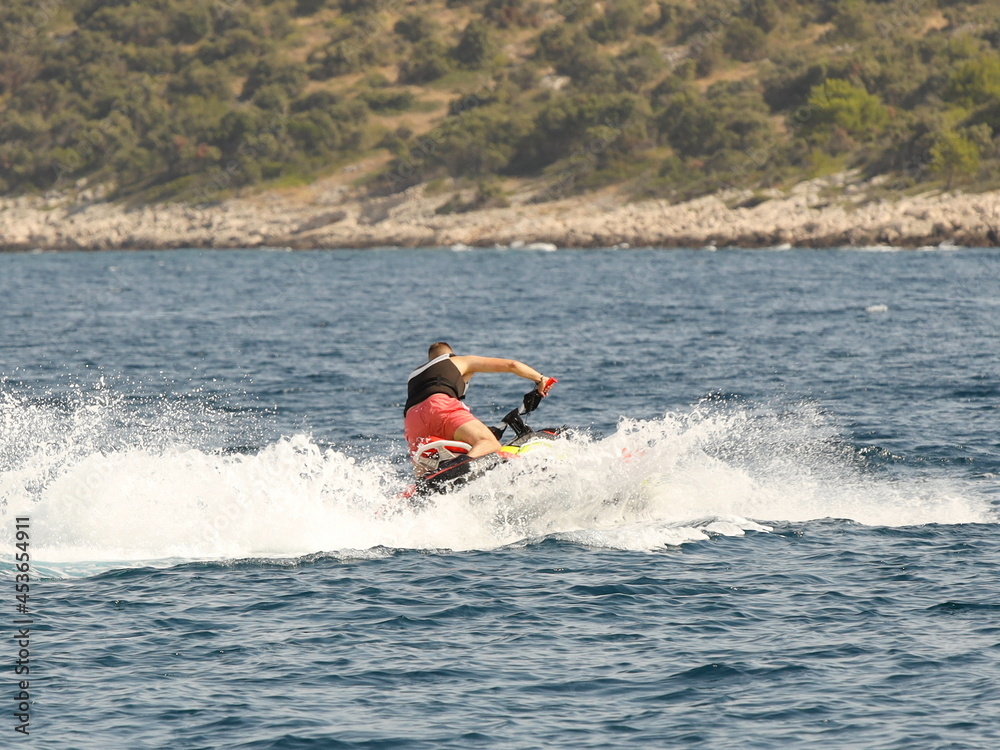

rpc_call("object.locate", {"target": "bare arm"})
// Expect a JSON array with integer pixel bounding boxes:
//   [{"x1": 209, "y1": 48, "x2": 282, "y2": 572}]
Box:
[{"x1": 451, "y1": 355, "x2": 546, "y2": 388}]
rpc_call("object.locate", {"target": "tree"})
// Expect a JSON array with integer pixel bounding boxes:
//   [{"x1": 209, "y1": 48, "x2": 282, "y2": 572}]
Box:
[
  {"x1": 744, "y1": 0, "x2": 780, "y2": 33},
  {"x1": 945, "y1": 54, "x2": 1000, "y2": 108},
  {"x1": 169, "y1": 2, "x2": 212, "y2": 44},
  {"x1": 394, "y1": 14, "x2": 440, "y2": 43},
  {"x1": 723, "y1": 19, "x2": 768, "y2": 63},
  {"x1": 614, "y1": 42, "x2": 666, "y2": 93},
  {"x1": 453, "y1": 20, "x2": 497, "y2": 69},
  {"x1": 658, "y1": 81, "x2": 774, "y2": 158},
  {"x1": 397, "y1": 39, "x2": 452, "y2": 83},
  {"x1": 588, "y1": 0, "x2": 643, "y2": 43},
  {"x1": 537, "y1": 26, "x2": 612, "y2": 83},
  {"x1": 241, "y1": 58, "x2": 307, "y2": 101},
  {"x1": 515, "y1": 92, "x2": 650, "y2": 169},
  {"x1": 828, "y1": 0, "x2": 874, "y2": 41},
  {"x1": 804, "y1": 79, "x2": 888, "y2": 137},
  {"x1": 485, "y1": 0, "x2": 540, "y2": 29},
  {"x1": 295, "y1": 0, "x2": 327, "y2": 15},
  {"x1": 929, "y1": 130, "x2": 980, "y2": 188},
  {"x1": 169, "y1": 61, "x2": 233, "y2": 100}
]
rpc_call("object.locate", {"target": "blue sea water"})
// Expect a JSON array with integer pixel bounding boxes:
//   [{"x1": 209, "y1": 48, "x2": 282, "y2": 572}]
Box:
[{"x1": 1, "y1": 246, "x2": 998, "y2": 749}]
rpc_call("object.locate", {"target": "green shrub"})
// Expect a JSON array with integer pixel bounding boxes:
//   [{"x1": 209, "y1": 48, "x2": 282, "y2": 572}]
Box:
[
  {"x1": 309, "y1": 41, "x2": 371, "y2": 78},
  {"x1": 170, "y1": 2, "x2": 212, "y2": 44},
  {"x1": 452, "y1": 20, "x2": 497, "y2": 70},
  {"x1": 537, "y1": 26, "x2": 612, "y2": 82},
  {"x1": 945, "y1": 54, "x2": 1000, "y2": 107},
  {"x1": 435, "y1": 107, "x2": 528, "y2": 176},
  {"x1": 198, "y1": 30, "x2": 271, "y2": 73},
  {"x1": 448, "y1": 90, "x2": 502, "y2": 115},
  {"x1": 693, "y1": 38, "x2": 725, "y2": 78},
  {"x1": 217, "y1": 108, "x2": 267, "y2": 155},
  {"x1": 827, "y1": 0, "x2": 874, "y2": 41},
  {"x1": 804, "y1": 79, "x2": 889, "y2": 137},
  {"x1": 79, "y1": 4, "x2": 170, "y2": 46},
  {"x1": 252, "y1": 85, "x2": 290, "y2": 113},
  {"x1": 515, "y1": 92, "x2": 650, "y2": 169},
  {"x1": 292, "y1": 91, "x2": 344, "y2": 116},
  {"x1": 363, "y1": 71, "x2": 392, "y2": 88},
  {"x1": 743, "y1": 0, "x2": 780, "y2": 33},
  {"x1": 660, "y1": 81, "x2": 775, "y2": 163},
  {"x1": 588, "y1": 0, "x2": 643, "y2": 43},
  {"x1": 723, "y1": 19, "x2": 769, "y2": 62},
  {"x1": 398, "y1": 39, "x2": 453, "y2": 83},
  {"x1": 339, "y1": 0, "x2": 384, "y2": 12},
  {"x1": 286, "y1": 99, "x2": 367, "y2": 158},
  {"x1": 167, "y1": 62, "x2": 232, "y2": 100},
  {"x1": 763, "y1": 56, "x2": 828, "y2": 111},
  {"x1": 614, "y1": 42, "x2": 666, "y2": 93},
  {"x1": 241, "y1": 58, "x2": 307, "y2": 101},
  {"x1": 556, "y1": 0, "x2": 594, "y2": 23},
  {"x1": 929, "y1": 130, "x2": 981, "y2": 187},
  {"x1": 536, "y1": 24, "x2": 576, "y2": 63},
  {"x1": 435, "y1": 179, "x2": 510, "y2": 213},
  {"x1": 485, "y1": 0, "x2": 542, "y2": 29},
  {"x1": 359, "y1": 89, "x2": 416, "y2": 113},
  {"x1": 295, "y1": 0, "x2": 328, "y2": 15},
  {"x1": 394, "y1": 14, "x2": 441, "y2": 42}
]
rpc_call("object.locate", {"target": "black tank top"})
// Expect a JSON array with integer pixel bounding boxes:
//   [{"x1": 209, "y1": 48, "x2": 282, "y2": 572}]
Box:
[{"x1": 404, "y1": 354, "x2": 467, "y2": 415}]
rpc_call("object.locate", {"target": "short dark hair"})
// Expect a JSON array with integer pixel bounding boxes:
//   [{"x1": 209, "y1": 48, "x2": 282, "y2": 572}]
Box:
[{"x1": 428, "y1": 341, "x2": 453, "y2": 358}]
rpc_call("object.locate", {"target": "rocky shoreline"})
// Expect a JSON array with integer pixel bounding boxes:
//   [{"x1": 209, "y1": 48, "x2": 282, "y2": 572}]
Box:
[{"x1": 2, "y1": 172, "x2": 999, "y2": 252}]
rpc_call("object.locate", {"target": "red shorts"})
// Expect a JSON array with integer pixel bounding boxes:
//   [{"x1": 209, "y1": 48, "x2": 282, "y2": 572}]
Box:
[{"x1": 404, "y1": 394, "x2": 478, "y2": 453}]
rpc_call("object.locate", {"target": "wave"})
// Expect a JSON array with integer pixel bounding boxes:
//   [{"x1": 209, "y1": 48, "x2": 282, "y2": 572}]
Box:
[{"x1": 0, "y1": 387, "x2": 994, "y2": 575}]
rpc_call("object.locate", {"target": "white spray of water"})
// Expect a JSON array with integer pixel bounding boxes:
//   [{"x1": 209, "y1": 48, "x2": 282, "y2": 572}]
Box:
[{"x1": 0, "y1": 389, "x2": 994, "y2": 574}]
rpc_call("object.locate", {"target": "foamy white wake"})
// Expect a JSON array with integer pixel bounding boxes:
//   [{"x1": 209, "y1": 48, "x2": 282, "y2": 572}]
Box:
[{"x1": 0, "y1": 388, "x2": 994, "y2": 574}]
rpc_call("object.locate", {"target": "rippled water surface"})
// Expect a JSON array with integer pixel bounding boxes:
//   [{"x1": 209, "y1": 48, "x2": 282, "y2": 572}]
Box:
[{"x1": 2, "y1": 247, "x2": 998, "y2": 748}]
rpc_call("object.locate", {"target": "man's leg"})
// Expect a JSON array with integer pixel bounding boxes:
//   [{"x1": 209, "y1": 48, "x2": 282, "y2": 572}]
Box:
[{"x1": 453, "y1": 418, "x2": 503, "y2": 457}]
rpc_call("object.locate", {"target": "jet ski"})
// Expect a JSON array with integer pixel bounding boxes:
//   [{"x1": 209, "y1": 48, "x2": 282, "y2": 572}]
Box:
[{"x1": 403, "y1": 379, "x2": 563, "y2": 499}]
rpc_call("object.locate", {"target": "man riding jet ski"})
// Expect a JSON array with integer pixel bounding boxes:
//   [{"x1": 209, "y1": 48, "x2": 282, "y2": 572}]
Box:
[{"x1": 402, "y1": 342, "x2": 558, "y2": 495}]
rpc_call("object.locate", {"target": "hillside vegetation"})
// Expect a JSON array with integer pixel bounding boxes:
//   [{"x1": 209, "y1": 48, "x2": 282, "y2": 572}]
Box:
[{"x1": 2, "y1": 0, "x2": 999, "y2": 205}]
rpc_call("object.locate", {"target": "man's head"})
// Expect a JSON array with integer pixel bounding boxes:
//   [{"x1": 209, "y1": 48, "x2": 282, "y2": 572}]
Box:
[{"x1": 428, "y1": 341, "x2": 453, "y2": 359}]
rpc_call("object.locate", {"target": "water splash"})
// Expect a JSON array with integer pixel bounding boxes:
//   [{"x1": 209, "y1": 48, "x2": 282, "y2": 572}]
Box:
[{"x1": 0, "y1": 387, "x2": 993, "y2": 574}]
